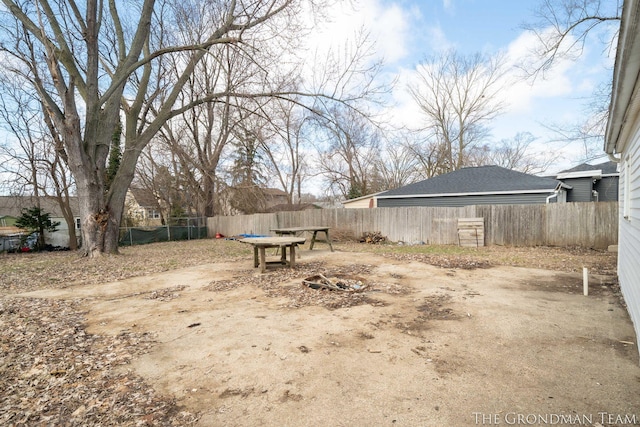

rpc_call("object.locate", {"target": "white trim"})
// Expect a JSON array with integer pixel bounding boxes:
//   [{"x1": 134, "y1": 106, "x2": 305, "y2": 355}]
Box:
[
  {"x1": 377, "y1": 188, "x2": 557, "y2": 199},
  {"x1": 557, "y1": 170, "x2": 602, "y2": 179}
]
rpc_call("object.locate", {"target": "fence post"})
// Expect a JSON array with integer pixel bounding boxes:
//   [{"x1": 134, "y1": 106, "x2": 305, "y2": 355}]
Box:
[{"x1": 129, "y1": 228, "x2": 133, "y2": 246}]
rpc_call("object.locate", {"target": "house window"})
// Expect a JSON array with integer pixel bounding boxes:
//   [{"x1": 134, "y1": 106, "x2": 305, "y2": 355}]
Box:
[
  {"x1": 624, "y1": 156, "x2": 631, "y2": 220},
  {"x1": 150, "y1": 210, "x2": 161, "y2": 219},
  {"x1": 75, "y1": 218, "x2": 81, "y2": 229}
]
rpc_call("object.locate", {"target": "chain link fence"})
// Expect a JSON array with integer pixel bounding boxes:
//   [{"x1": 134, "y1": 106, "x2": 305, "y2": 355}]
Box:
[{"x1": 119, "y1": 217, "x2": 208, "y2": 247}]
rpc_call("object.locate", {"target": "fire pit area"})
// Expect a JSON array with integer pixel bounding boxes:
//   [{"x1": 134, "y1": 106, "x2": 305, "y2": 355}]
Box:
[{"x1": 302, "y1": 274, "x2": 368, "y2": 292}]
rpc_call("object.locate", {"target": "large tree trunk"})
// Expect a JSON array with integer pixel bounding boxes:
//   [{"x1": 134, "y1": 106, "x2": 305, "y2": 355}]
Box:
[
  {"x1": 75, "y1": 127, "x2": 138, "y2": 256},
  {"x1": 76, "y1": 176, "x2": 128, "y2": 256}
]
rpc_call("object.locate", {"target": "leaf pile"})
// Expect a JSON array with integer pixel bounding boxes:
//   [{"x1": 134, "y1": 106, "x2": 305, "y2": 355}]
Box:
[{"x1": 0, "y1": 297, "x2": 197, "y2": 426}]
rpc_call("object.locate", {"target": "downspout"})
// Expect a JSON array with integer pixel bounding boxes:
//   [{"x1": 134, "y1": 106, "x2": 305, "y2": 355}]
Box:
[
  {"x1": 547, "y1": 182, "x2": 570, "y2": 204},
  {"x1": 608, "y1": 152, "x2": 621, "y2": 163}
]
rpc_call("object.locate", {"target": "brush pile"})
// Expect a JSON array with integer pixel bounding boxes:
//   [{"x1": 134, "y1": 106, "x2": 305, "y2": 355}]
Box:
[
  {"x1": 302, "y1": 274, "x2": 368, "y2": 292},
  {"x1": 360, "y1": 231, "x2": 386, "y2": 244}
]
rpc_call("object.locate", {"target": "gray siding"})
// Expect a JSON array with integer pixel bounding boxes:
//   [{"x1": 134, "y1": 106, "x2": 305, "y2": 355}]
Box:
[
  {"x1": 376, "y1": 193, "x2": 551, "y2": 208},
  {"x1": 564, "y1": 177, "x2": 594, "y2": 202},
  {"x1": 595, "y1": 176, "x2": 619, "y2": 201}
]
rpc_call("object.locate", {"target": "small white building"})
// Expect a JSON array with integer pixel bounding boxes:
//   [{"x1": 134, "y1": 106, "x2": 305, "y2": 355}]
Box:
[
  {"x1": 342, "y1": 192, "x2": 382, "y2": 209},
  {"x1": 0, "y1": 196, "x2": 81, "y2": 249},
  {"x1": 605, "y1": 0, "x2": 640, "y2": 354}
]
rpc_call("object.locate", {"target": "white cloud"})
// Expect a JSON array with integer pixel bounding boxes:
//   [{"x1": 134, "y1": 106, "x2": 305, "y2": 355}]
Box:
[
  {"x1": 386, "y1": 27, "x2": 596, "y2": 145},
  {"x1": 305, "y1": 0, "x2": 411, "y2": 66},
  {"x1": 498, "y1": 30, "x2": 576, "y2": 114},
  {"x1": 425, "y1": 25, "x2": 456, "y2": 53},
  {"x1": 375, "y1": 4, "x2": 409, "y2": 63}
]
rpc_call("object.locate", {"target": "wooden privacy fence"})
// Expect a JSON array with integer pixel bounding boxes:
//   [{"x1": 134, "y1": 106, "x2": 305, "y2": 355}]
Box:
[{"x1": 207, "y1": 202, "x2": 618, "y2": 249}]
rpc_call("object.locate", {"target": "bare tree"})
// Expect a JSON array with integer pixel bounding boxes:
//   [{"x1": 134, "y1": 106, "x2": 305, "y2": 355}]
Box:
[
  {"x1": 316, "y1": 105, "x2": 384, "y2": 199},
  {"x1": 540, "y1": 81, "x2": 612, "y2": 162},
  {"x1": 375, "y1": 133, "x2": 421, "y2": 190},
  {"x1": 404, "y1": 136, "x2": 451, "y2": 179},
  {"x1": 522, "y1": 0, "x2": 622, "y2": 160},
  {"x1": 148, "y1": 52, "x2": 239, "y2": 218},
  {"x1": 257, "y1": 99, "x2": 312, "y2": 204},
  {"x1": 0, "y1": 73, "x2": 78, "y2": 249},
  {"x1": 487, "y1": 132, "x2": 554, "y2": 174},
  {"x1": 145, "y1": 21, "x2": 387, "y2": 212},
  {"x1": 227, "y1": 115, "x2": 270, "y2": 214},
  {"x1": 409, "y1": 50, "x2": 507, "y2": 173},
  {"x1": 0, "y1": 0, "x2": 374, "y2": 256},
  {"x1": 522, "y1": 0, "x2": 621, "y2": 79}
]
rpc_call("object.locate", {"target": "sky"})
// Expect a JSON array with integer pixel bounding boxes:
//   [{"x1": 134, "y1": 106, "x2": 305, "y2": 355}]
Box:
[{"x1": 309, "y1": 0, "x2": 618, "y2": 175}]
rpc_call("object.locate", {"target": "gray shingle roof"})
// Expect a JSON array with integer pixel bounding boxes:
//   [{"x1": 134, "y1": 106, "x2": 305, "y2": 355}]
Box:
[
  {"x1": 559, "y1": 161, "x2": 619, "y2": 175},
  {"x1": 128, "y1": 188, "x2": 160, "y2": 208},
  {"x1": 379, "y1": 166, "x2": 561, "y2": 198}
]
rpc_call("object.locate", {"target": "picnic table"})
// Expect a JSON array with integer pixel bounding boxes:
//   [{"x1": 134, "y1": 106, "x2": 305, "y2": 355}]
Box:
[
  {"x1": 239, "y1": 236, "x2": 306, "y2": 273},
  {"x1": 270, "y1": 226, "x2": 334, "y2": 252}
]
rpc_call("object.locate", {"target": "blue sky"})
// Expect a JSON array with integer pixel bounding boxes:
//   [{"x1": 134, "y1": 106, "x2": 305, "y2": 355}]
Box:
[
  {"x1": 311, "y1": 0, "x2": 618, "y2": 173},
  {"x1": 404, "y1": 0, "x2": 539, "y2": 58}
]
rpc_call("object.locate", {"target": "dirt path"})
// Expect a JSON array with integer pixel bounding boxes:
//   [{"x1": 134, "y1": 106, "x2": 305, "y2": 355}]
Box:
[{"x1": 19, "y1": 249, "x2": 640, "y2": 426}]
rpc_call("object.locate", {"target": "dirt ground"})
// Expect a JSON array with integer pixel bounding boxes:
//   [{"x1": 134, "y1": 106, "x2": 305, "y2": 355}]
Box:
[{"x1": 5, "y1": 241, "x2": 640, "y2": 426}]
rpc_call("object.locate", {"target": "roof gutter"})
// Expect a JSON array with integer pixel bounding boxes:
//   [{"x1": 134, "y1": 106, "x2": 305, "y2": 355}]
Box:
[
  {"x1": 608, "y1": 152, "x2": 621, "y2": 163},
  {"x1": 377, "y1": 188, "x2": 560, "y2": 200},
  {"x1": 556, "y1": 170, "x2": 602, "y2": 180}
]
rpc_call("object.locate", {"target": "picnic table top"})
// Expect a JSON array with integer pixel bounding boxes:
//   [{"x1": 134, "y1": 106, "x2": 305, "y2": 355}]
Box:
[
  {"x1": 239, "y1": 236, "x2": 306, "y2": 246},
  {"x1": 270, "y1": 226, "x2": 330, "y2": 232}
]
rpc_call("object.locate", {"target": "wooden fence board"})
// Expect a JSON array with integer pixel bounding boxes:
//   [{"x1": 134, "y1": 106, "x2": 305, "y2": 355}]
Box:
[{"x1": 206, "y1": 202, "x2": 618, "y2": 248}]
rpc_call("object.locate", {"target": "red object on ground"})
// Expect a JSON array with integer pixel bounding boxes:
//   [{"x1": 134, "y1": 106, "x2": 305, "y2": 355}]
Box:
[{"x1": 215, "y1": 233, "x2": 224, "y2": 239}]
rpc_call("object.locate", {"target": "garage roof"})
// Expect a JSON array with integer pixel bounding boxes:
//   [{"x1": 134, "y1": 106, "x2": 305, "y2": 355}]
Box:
[{"x1": 378, "y1": 166, "x2": 565, "y2": 199}]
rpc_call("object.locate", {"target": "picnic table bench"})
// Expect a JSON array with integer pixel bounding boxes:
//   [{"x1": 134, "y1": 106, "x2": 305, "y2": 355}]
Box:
[
  {"x1": 239, "y1": 236, "x2": 306, "y2": 273},
  {"x1": 270, "y1": 226, "x2": 334, "y2": 252}
]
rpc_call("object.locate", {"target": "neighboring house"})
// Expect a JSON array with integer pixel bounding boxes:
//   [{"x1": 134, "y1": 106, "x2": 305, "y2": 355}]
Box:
[
  {"x1": 0, "y1": 215, "x2": 17, "y2": 227},
  {"x1": 555, "y1": 161, "x2": 619, "y2": 202},
  {"x1": 126, "y1": 188, "x2": 163, "y2": 226},
  {"x1": 0, "y1": 196, "x2": 81, "y2": 248},
  {"x1": 342, "y1": 192, "x2": 383, "y2": 209},
  {"x1": 376, "y1": 165, "x2": 570, "y2": 208},
  {"x1": 262, "y1": 188, "x2": 289, "y2": 209},
  {"x1": 604, "y1": 0, "x2": 640, "y2": 354}
]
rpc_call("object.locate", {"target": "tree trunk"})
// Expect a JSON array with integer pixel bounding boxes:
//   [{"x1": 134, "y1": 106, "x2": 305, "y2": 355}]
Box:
[
  {"x1": 203, "y1": 173, "x2": 216, "y2": 217},
  {"x1": 76, "y1": 180, "x2": 128, "y2": 256}
]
